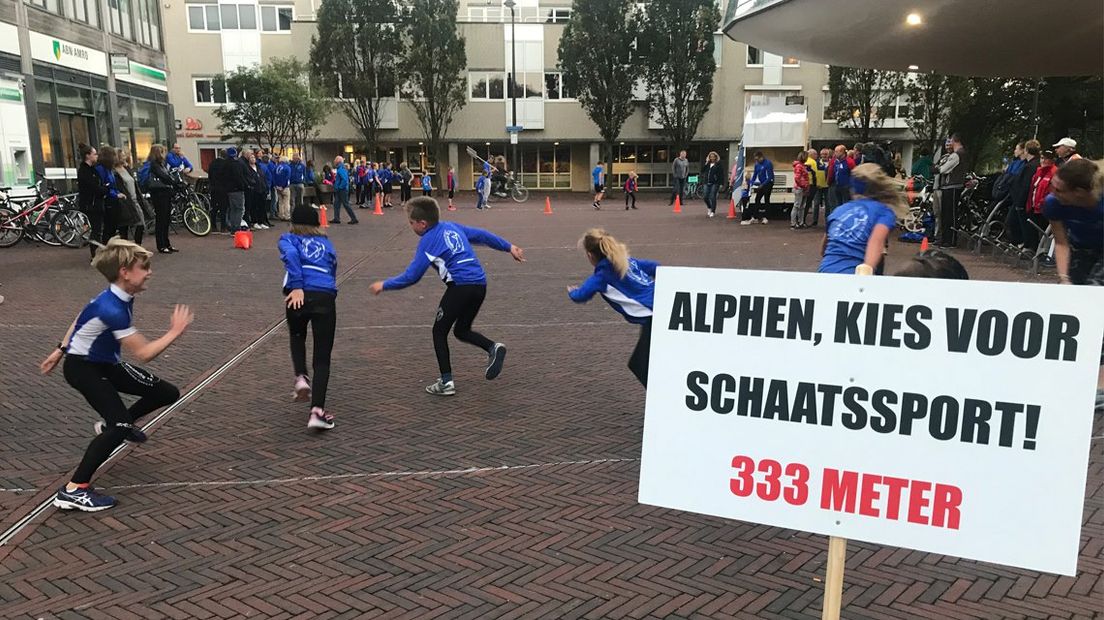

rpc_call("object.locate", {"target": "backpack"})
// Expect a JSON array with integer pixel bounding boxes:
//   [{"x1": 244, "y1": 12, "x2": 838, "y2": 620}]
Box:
[{"x1": 137, "y1": 161, "x2": 152, "y2": 191}]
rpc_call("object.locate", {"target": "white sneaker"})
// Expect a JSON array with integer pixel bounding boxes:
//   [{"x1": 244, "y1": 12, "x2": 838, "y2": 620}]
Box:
[
  {"x1": 760, "y1": 218, "x2": 768, "y2": 225},
  {"x1": 425, "y1": 379, "x2": 456, "y2": 396},
  {"x1": 307, "y1": 407, "x2": 334, "y2": 430},
  {"x1": 740, "y1": 219, "x2": 753, "y2": 226},
  {"x1": 708, "y1": 211, "x2": 715, "y2": 218},
  {"x1": 261, "y1": 224, "x2": 271, "y2": 229},
  {"x1": 253, "y1": 223, "x2": 263, "y2": 230}
]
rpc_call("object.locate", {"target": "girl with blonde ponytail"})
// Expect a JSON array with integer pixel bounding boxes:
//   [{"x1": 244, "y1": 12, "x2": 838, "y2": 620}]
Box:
[
  {"x1": 568, "y1": 229, "x2": 658, "y2": 387},
  {"x1": 818, "y1": 163, "x2": 903, "y2": 275}
]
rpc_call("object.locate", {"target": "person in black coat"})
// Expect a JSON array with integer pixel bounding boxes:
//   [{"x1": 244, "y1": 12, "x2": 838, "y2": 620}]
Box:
[
  {"x1": 1006, "y1": 140, "x2": 1041, "y2": 247},
  {"x1": 700, "y1": 151, "x2": 725, "y2": 216},
  {"x1": 207, "y1": 150, "x2": 229, "y2": 233},
  {"x1": 76, "y1": 143, "x2": 111, "y2": 259},
  {"x1": 145, "y1": 144, "x2": 182, "y2": 254}
]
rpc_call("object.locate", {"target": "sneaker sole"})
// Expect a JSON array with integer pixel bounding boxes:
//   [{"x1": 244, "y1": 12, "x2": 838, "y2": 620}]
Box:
[
  {"x1": 486, "y1": 345, "x2": 507, "y2": 380},
  {"x1": 425, "y1": 387, "x2": 456, "y2": 396},
  {"x1": 53, "y1": 498, "x2": 115, "y2": 512},
  {"x1": 93, "y1": 422, "x2": 147, "y2": 444},
  {"x1": 307, "y1": 419, "x2": 335, "y2": 430}
]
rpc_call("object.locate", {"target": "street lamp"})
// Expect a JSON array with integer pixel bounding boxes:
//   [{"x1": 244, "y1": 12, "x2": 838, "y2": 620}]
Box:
[{"x1": 504, "y1": 0, "x2": 518, "y2": 186}]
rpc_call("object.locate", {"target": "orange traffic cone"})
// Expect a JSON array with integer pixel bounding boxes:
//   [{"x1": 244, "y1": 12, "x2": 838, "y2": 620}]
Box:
[
  {"x1": 373, "y1": 194, "x2": 384, "y2": 216},
  {"x1": 673, "y1": 195, "x2": 682, "y2": 214},
  {"x1": 543, "y1": 196, "x2": 553, "y2": 215},
  {"x1": 920, "y1": 236, "x2": 929, "y2": 252},
  {"x1": 726, "y1": 195, "x2": 738, "y2": 219},
  {"x1": 319, "y1": 204, "x2": 329, "y2": 228}
]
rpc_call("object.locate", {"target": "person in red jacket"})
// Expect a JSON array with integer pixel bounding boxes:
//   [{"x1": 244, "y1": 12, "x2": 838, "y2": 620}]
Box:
[
  {"x1": 1024, "y1": 150, "x2": 1058, "y2": 252},
  {"x1": 791, "y1": 157, "x2": 810, "y2": 229}
]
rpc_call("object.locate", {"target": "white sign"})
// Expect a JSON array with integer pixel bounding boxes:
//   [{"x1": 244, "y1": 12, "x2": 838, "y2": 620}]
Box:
[
  {"x1": 28, "y1": 31, "x2": 107, "y2": 76},
  {"x1": 0, "y1": 21, "x2": 19, "y2": 57},
  {"x1": 110, "y1": 53, "x2": 129, "y2": 74},
  {"x1": 639, "y1": 267, "x2": 1104, "y2": 576},
  {"x1": 115, "y1": 60, "x2": 168, "y2": 92}
]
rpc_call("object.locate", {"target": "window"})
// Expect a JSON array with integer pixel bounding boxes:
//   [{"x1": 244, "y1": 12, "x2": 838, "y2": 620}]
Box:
[
  {"x1": 135, "y1": 0, "x2": 161, "y2": 49},
  {"x1": 542, "y1": 72, "x2": 573, "y2": 100},
  {"x1": 747, "y1": 46, "x2": 763, "y2": 66},
  {"x1": 713, "y1": 34, "x2": 722, "y2": 67},
  {"x1": 261, "y1": 5, "x2": 293, "y2": 31},
  {"x1": 220, "y1": 4, "x2": 238, "y2": 28},
  {"x1": 188, "y1": 5, "x2": 205, "y2": 29},
  {"x1": 64, "y1": 0, "x2": 99, "y2": 27},
  {"x1": 25, "y1": 0, "x2": 62, "y2": 14},
  {"x1": 783, "y1": 56, "x2": 800, "y2": 66},
  {"x1": 194, "y1": 78, "x2": 228, "y2": 105},
  {"x1": 239, "y1": 4, "x2": 257, "y2": 29},
  {"x1": 822, "y1": 92, "x2": 835, "y2": 122},
  {"x1": 109, "y1": 0, "x2": 134, "y2": 40},
  {"x1": 205, "y1": 4, "x2": 221, "y2": 29},
  {"x1": 546, "y1": 8, "x2": 571, "y2": 23},
  {"x1": 469, "y1": 72, "x2": 506, "y2": 101},
  {"x1": 467, "y1": 6, "x2": 502, "y2": 22}
]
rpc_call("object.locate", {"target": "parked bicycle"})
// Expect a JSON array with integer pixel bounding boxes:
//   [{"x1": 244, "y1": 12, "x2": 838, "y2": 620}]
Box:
[
  {"x1": 0, "y1": 176, "x2": 90, "y2": 249},
  {"x1": 143, "y1": 171, "x2": 211, "y2": 237}
]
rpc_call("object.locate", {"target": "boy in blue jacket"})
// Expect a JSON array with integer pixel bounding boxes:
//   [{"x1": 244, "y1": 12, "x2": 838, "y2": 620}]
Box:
[
  {"x1": 568, "y1": 228, "x2": 657, "y2": 387},
  {"x1": 370, "y1": 197, "x2": 525, "y2": 395},
  {"x1": 280, "y1": 204, "x2": 339, "y2": 429}
]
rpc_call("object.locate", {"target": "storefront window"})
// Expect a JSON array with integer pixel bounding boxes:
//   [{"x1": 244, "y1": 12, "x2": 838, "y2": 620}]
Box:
[
  {"x1": 109, "y1": 0, "x2": 134, "y2": 40},
  {"x1": 117, "y1": 96, "x2": 134, "y2": 161},
  {"x1": 132, "y1": 99, "x2": 162, "y2": 160}
]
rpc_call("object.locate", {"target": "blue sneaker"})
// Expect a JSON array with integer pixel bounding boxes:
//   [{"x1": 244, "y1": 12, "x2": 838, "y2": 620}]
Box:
[
  {"x1": 53, "y1": 486, "x2": 116, "y2": 512},
  {"x1": 485, "y1": 343, "x2": 507, "y2": 380},
  {"x1": 94, "y1": 421, "x2": 147, "y2": 444}
]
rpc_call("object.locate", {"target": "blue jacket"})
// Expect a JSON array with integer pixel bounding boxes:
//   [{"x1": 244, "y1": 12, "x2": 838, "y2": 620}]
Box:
[
  {"x1": 569, "y1": 257, "x2": 657, "y2": 325},
  {"x1": 831, "y1": 158, "x2": 852, "y2": 187},
  {"x1": 273, "y1": 163, "x2": 291, "y2": 188},
  {"x1": 752, "y1": 159, "x2": 775, "y2": 185},
  {"x1": 379, "y1": 168, "x2": 393, "y2": 184},
  {"x1": 421, "y1": 174, "x2": 432, "y2": 191},
  {"x1": 289, "y1": 162, "x2": 307, "y2": 184},
  {"x1": 93, "y1": 163, "x2": 120, "y2": 200},
  {"x1": 475, "y1": 175, "x2": 488, "y2": 192},
  {"x1": 260, "y1": 160, "x2": 276, "y2": 186},
  {"x1": 304, "y1": 168, "x2": 315, "y2": 184},
  {"x1": 279, "y1": 233, "x2": 338, "y2": 295},
  {"x1": 383, "y1": 221, "x2": 512, "y2": 290},
  {"x1": 334, "y1": 165, "x2": 350, "y2": 190},
  {"x1": 166, "y1": 152, "x2": 193, "y2": 171}
]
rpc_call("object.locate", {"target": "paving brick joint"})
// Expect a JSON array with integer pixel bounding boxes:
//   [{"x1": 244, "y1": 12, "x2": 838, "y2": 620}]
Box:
[{"x1": 0, "y1": 194, "x2": 1099, "y2": 619}]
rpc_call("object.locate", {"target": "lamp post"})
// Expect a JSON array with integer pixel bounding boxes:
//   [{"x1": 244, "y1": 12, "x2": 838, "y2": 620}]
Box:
[{"x1": 504, "y1": 0, "x2": 518, "y2": 184}]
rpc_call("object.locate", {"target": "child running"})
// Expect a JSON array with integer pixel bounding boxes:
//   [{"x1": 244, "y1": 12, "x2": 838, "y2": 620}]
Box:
[
  {"x1": 593, "y1": 161, "x2": 606, "y2": 210},
  {"x1": 40, "y1": 238, "x2": 191, "y2": 512},
  {"x1": 370, "y1": 197, "x2": 525, "y2": 395},
  {"x1": 280, "y1": 204, "x2": 339, "y2": 430},
  {"x1": 568, "y1": 229, "x2": 656, "y2": 387}
]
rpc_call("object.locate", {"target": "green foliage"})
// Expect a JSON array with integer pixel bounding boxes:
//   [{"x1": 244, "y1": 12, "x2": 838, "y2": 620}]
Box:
[
  {"x1": 636, "y1": 0, "x2": 721, "y2": 150},
  {"x1": 828, "y1": 66, "x2": 906, "y2": 142},
  {"x1": 557, "y1": 0, "x2": 636, "y2": 164},
  {"x1": 309, "y1": 0, "x2": 403, "y2": 152},
  {"x1": 213, "y1": 57, "x2": 328, "y2": 154},
  {"x1": 398, "y1": 0, "x2": 468, "y2": 168}
]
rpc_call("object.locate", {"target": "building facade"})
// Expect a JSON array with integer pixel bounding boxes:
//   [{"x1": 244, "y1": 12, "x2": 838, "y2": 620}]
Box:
[
  {"x1": 0, "y1": 0, "x2": 172, "y2": 189},
  {"x1": 165, "y1": 0, "x2": 914, "y2": 192}
]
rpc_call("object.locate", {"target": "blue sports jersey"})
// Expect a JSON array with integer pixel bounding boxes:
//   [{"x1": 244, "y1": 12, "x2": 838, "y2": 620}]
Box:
[
  {"x1": 67, "y1": 284, "x2": 137, "y2": 363},
  {"x1": 569, "y1": 257, "x2": 657, "y2": 325},
  {"x1": 818, "y1": 198, "x2": 897, "y2": 274},
  {"x1": 592, "y1": 166, "x2": 603, "y2": 185},
  {"x1": 279, "y1": 233, "x2": 339, "y2": 295},
  {"x1": 383, "y1": 221, "x2": 512, "y2": 290}
]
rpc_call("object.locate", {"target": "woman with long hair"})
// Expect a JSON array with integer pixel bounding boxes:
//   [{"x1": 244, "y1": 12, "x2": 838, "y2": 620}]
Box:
[
  {"x1": 145, "y1": 144, "x2": 179, "y2": 254},
  {"x1": 113, "y1": 149, "x2": 146, "y2": 245},
  {"x1": 701, "y1": 151, "x2": 723, "y2": 217},
  {"x1": 93, "y1": 146, "x2": 124, "y2": 250},
  {"x1": 818, "y1": 163, "x2": 905, "y2": 275}
]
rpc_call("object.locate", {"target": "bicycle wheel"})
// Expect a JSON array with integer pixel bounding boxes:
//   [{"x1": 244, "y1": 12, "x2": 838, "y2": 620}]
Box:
[
  {"x1": 32, "y1": 210, "x2": 62, "y2": 246},
  {"x1": 195, "y1": 192, "x2": 211, "y2": 212},
  {"x1": 0, "y1": 207, "x2": 23, "y2": 248},
  {"x1": 52, "y1": 210, "x2": 91, "y2": 248},
  {"x1": 511, "y1": 184, "x2": 529, "y2": 203},
  {"x1": 183, "y1": 205, "x2": 211, "y2": 236}
]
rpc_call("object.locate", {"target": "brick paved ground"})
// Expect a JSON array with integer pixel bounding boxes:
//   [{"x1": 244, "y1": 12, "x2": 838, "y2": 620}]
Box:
[{"x1": 0, "y1": 193, "x2": 1099, "y2": 619}]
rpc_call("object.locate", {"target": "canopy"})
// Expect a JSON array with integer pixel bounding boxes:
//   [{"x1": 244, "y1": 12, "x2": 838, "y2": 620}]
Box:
[{"x1": 723, "y1": 0, "x2": 1104, "y2": 77}]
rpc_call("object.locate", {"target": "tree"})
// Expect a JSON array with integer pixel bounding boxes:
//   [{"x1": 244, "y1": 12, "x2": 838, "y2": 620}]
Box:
[
  {"x1": 557, "y1": 0, "x2": 637, "y2": 166},
  {"x1": 310, "y1": 0, "x2": 402, "y2": 155},
  {"x1": 946, "y1": 78, "x2": 1033, "y2": 171},
  {"x1": 905, "y1": 72, "x2": 967, "y2": 157},
  {"x1": 213, "y1": 58, "x2": 327, "y2": 154},
  {"x1": 398, "y1": 0, "x2": 467, "y2": 169},
  {"x1": 828, "y1": 66, "x2": 906, "y2": 142},
  {"x1": 637, "y1": 0, "x2": 721, "y2": 151}
]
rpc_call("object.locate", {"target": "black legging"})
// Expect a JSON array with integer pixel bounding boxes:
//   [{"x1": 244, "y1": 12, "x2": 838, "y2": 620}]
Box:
[
  {"x1": 248, "y1": 191, "x2": 271, "y2": 225},
  {"x1": 751, "y1": 182, "x2": 774, "y2": 219},
  {"x1": 81, "y1": 203, "x2": 104, "y2": 258},
  {"x1": 287, "y1": 291, "x2": 336, "y2": 409},
  {"x1": 400, "y1": 183, "x2": 412, "y2": 203},
  {"x1": 628, "y1": 320, "x2": 652, "y2": 387},
  {"x1": 625, "y1": 192, "x2": 636, "y2": 208},
  {"x1": 63, "y1": 355, "x2": 180, "y2": 484},
  {"x1": 150, "y1": 189, "x2": 172, "y2": 251},
  {"x1": 433, "y1": 284, "x2": 494, "y2": 375}
]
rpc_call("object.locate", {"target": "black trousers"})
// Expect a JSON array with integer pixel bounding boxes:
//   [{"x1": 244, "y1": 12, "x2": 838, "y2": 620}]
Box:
[
  {"x1": 433, "y1": 284, "x2": 494, "y2": 376},
  {"x1": 355, "y1": 184, "x2": 364, "y2": 205},
  {"x1": 940, "y1": 187, "x2": 962, "y2": 246},
  {"x1": 287, "y1": 291, "x2": 336, "y2": 409},
  {"x1": 116, "y1": 224, "x2": 144, "y2": 246},
  {"x1": 64, "y1": 355, "x2": 180, "y2": 484},
  {"x1": 751, "y1": 182, "x2": 774, "y2": 219},
  {"x1": 625, "y1": 192, "x2": 636, "y2": 208},
  {"x1": 628, "y1": 320, "x2": 652, "y2": 387},
  {"x1": 400, "y1": 183, "x2": 412, "y2": 202},
  {"x1": 210, "y1": 191, "x2": 228, "y2": 232},
  {"x1": 150, "y1": 189, "x2": 172, "y2": 251}
]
